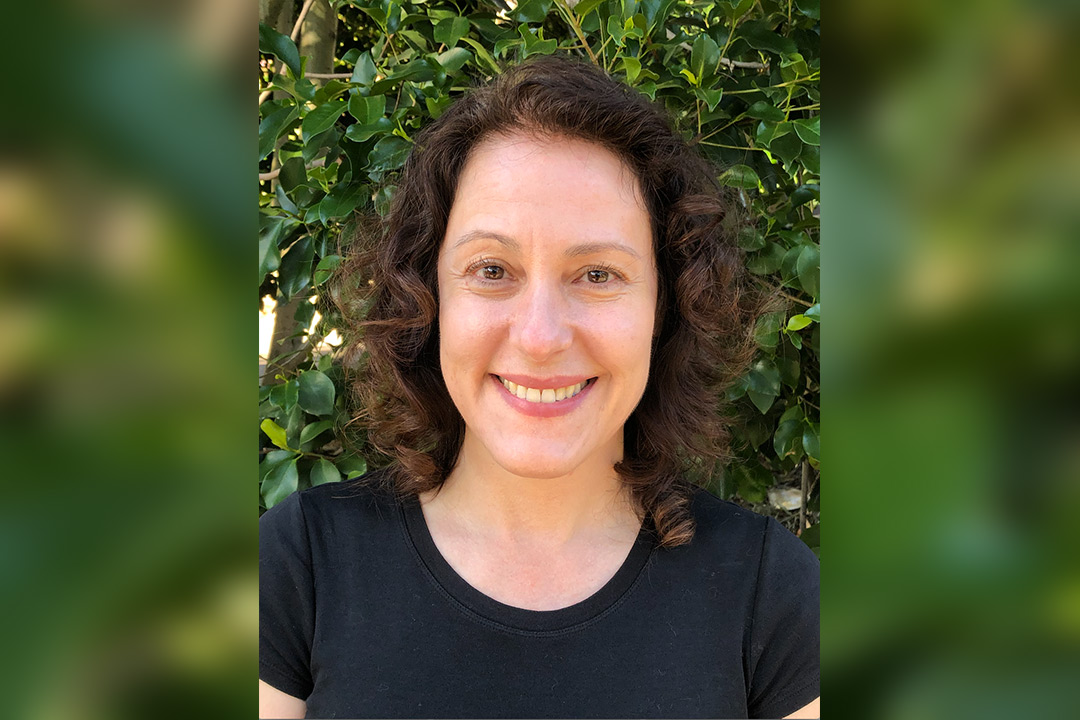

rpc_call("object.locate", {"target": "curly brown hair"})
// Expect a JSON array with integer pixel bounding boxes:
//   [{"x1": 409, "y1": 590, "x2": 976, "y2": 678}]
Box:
[{"x1": 337, "y1": 55, "x2": 761, "y2": 547}]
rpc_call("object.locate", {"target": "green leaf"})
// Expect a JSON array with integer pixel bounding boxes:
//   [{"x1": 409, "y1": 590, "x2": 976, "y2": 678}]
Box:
[
  {"x1": 756, "y1": 120, "x2": 791, "y2": 147},
  {"x1": 298, "y1": 370, "x2": 336, "y2": 416},
  {"x1": 436, "y1": 47, "x2": 472, "y2": 74},
  {"x1": 510, "y1": 0, "x2": 551, "y2": 24},
  {"x1": 800, "y1": 523, "x2": 820, "y2": 553},
  {"x1": 795, "y1": 0, "x2": 820, "y2": 20},
  {"x1": 774, "y1": 418, "x2": 804, "y2": 459},
  {"x1": 434, "y1": 16, "x2": 470, "y2": 48},
  {"x1": 575, "y1": 0, "x2": 606, "y2": 17},
  {"x1": 777, "y1": 344, "x2": 801, "y2": 388},
  {"x1": 261, "y1": 449, "x2": 293, "y2": 476},
  {"x1": 747, "y1": 389, "x2": 775, "y2": 415},
  {"x1": 259, "y1": 23, "x2": 302, "y2": 77},
  {"x1": 368, "y1": 135, "x2": 413, "y2": 171},
  {"x1": 261, "y1": 456, "x2": 298, "y2": 509},
  {"x1": 740, "y1": 20, "x2": 798, "y2": 56},
  {"x1": 310, "y1": 458, "x2": 342, "y2": 486},
  {"x1": 277, "y1": 156, "x2": 307, "y2": 193},
  {"x1": 348, "y1": 93, "x2": 386, "y2": 125},
  {"x1": 694, "y1": 86, "x2": 723, "y2": 112},
  {"x1": 335, "y1": 455, "x2": 369, "y2": 480},
  {"x1": 801, "y1": 143, "x2": 820, "y2": 174},
  {"x1": 312, "y1": 80, "x2": 352, "y2": 104},
  {"x1": 719, "y1": 164, "x2": 759, "y2": 189},
  {"x1": 344, "y1": 116, "x2": 394, "y2": 143},
  {"x1": 790, "y1": 184, "x2": 820, "y2": 207},
  {"x1": 793, "y1": 116, "x2": 820, "y2": 146},
  {"x1": 620, "y1": 56, "x2": 641, "y2": 84},
  {"x1": 804, "y1": 303, "x2": 820, "y2": 321},
  {"x1": 802, "y1": 422, "x2": 820, "y2": 461},
  {"x1": 732, "y1": 462, "x2": 771, "y2": 503},
  {"x1": 691, "y1": 32, "x2": 720, "y2": 83},
  {"x1": 460, "y1": 37, "x2": 501, "y2": 74},
  {"x1": 740, "y1": 414, "x2": 772, "y2": 450},
  {"x1": 786, "y1": 314, "x2": 813, "y2": 332},
  {"x1": 747, "y1": 358, "x2": 781, "y2": 398},
  {"x1": 258, "y1": 105, "x2": 298, "y2": 161},
  {"x1": 769, "y1": 130, "x2": 804, "y2": 166},
  {"x1": 269, "y1": 380, "x2": 298, "y2": 413},
  {"x1": 780, "y1": 244, "x2": 802, "y2": 284},
  {"x1": 607, "y1": 15, "x2": 627, "y2": 47},
  {"x1": 746, "y1": 101, "x2": 785, "y2": 122},
  {"x1": 260, "y1": 418, "x2": 292, "y2": 450},
  {"x1": 796, "y1": 243, "x2": 820, "y2": 297},
  {"x1": 738, "y1": 226, "x2": 766, "y2": 251},
  {"x1": 317, "y1": 183, "x2": 366, "y2": 223},
  {"x1": 753, "y1": 311, "x2": 784, "y2": 349},
  {"x1": 277, "y1": 235, "x2": 314, "y2": 302},
  {"x1": 302, "y1": 101, "x2": 346, "y2": 142},
  {"x1": 746, "y1": 241, "x2": 786, "y2": 275},
  {"x1": 313, "y1": 254, "x2": 343, "y2": 285},
  {"x1": 779, "y1": 402, "x2": 805, "y2": 426},
  {"x1": 375, "y1": 185, "x2": 397, "y2": 216},
  {"x1": 351, "y1": 51, "x2": 377, "y2": 86},
  {"x1": 299, "y1": 419, "x2": 335, "y2": 446},
  {"x1": 517, "y1": 25, "x2": 557, "y2": 56},
  {"x1": 258, "y1": 232, "x2": 281, "y2": 284}
]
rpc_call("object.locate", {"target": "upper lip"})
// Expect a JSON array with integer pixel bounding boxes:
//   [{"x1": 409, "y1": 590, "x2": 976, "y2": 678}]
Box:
[{"x1": 494, "y1": 373, "x2": 595, "y2": 388}]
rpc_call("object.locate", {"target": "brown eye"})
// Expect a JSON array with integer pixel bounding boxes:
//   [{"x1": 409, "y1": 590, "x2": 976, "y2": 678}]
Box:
[
  {"x1": 586, "y1": 269, "x2": 610, "y2": 283},
  {"x1": 480, "y1": 265, "x2": 504, "y2": 280}
]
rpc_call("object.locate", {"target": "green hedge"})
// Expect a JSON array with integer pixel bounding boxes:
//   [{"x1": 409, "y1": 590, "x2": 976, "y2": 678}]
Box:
[{"x1": 258, "y1": 0, "x2": 819, "y2": 547}]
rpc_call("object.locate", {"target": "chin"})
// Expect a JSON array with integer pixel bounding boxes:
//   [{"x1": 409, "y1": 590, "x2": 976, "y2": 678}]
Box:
[{"x1": 491, "y1": 451, "x2": 579, "y2": 480}]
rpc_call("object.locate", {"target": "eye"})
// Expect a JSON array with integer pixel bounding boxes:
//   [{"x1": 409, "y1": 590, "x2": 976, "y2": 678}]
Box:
[
  {"x1": 586, "y1": 269, "x2": 610, "y2": 283},
  {"x1": 478, "y1": 265, "x2": 505, "y2": 280}
]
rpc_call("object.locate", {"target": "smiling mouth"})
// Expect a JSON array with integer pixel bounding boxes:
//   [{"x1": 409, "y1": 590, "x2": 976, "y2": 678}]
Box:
[{"x1": 495, "y1": 375, "x2": 596, "y2": 404}]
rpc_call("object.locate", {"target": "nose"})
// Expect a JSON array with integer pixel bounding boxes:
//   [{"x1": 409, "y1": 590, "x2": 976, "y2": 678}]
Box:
[{"x1": 511, "y1": 279, "x2": 574, "y2": 361}]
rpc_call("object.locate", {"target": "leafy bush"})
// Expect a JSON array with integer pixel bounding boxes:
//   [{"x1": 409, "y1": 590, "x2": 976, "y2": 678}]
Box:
[{"x1": 258, "y1": 0, "x2": 819, "y2": 546}]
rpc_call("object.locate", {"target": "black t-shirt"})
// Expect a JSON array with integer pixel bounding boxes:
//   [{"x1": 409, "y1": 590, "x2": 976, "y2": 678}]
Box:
[{"x1": 260, "y1": 478, "x2": 819, "y2": 719}]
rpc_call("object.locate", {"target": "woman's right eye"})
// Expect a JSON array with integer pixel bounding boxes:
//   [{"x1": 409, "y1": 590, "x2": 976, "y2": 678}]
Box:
[{"x1": 477, "y1": 265, "x2": 504, "y2": 280}]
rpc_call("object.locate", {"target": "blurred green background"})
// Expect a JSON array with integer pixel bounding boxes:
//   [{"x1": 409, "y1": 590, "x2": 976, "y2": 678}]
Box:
[
  {"x1": 0, "y1": 1, "x2": 1077, "y2": 719},
  {"x1": 826, "y1": 0, "x2": 1080, "y2": 717}
]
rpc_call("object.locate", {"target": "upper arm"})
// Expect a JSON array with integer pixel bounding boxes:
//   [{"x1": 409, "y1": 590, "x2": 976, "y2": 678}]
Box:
[
  {"x1": 783, "y1": 696, "x2": 820, "y2": 718},
  {"x1": 260, "y1": 679, "x2": 307, "y2": 719}
]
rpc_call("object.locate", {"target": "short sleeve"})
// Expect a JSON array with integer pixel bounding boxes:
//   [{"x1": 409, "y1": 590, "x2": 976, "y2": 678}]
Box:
[
  {"x1": 745, "y1": 518, "x2": 820, "y2": 719},
  {"x1": 260, "y1": 492, "x2": 316, "y2": 700}
]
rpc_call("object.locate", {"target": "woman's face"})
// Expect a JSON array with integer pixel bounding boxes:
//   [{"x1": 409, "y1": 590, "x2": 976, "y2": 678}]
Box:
[{"x1": 437, "y1": 133, "x2": 657, "y2": 480}]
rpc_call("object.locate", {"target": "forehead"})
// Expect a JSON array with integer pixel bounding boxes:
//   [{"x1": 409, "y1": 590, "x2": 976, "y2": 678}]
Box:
[{"x1": 442, "y1": 132, "x2": 653, "y2": 257}]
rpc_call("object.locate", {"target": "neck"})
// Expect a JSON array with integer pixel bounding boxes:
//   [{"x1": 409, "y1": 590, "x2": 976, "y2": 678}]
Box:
[{"x1": 421, "y1": 432, "x2": 639, "y2": 547}]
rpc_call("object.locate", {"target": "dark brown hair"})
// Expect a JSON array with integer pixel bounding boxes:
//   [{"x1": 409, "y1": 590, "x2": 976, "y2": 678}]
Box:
[{"x1": 338, "y1": 55, "x2": 760, "y2": 547}]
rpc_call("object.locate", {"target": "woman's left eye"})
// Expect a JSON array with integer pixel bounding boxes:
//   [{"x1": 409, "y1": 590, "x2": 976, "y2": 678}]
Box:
[{"x1": 586, "y1": 269, "x2": 611, "y2": 283}]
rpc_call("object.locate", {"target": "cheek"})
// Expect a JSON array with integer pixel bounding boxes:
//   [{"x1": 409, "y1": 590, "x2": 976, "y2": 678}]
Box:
[
  {"x1": 439, "y1": 295, "x2": 499, "y2": 383},
  {"x1": 586, "y1": 298, "x2": 656, "y2": 378}
]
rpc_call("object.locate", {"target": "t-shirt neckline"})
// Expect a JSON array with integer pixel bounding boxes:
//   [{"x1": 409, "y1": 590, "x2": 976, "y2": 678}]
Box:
[{"x1": 400, "y1": 496, "x2": 657, "y2": 633}]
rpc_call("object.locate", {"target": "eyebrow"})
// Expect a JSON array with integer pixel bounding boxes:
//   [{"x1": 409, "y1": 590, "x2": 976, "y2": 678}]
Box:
[{"x1": 452, "y1": 230, "x2": 642, "y2": 260}]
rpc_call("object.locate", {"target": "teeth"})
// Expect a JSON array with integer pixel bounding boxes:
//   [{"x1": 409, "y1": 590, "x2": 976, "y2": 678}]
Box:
[{"x1": 499, "y1": 377, "x2": 590, "y2": 404}]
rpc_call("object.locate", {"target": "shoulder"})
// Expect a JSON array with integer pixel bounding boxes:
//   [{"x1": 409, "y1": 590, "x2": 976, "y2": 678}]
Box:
[
  {"x1": 677, "y1": 486, "x2": 819, "y2": 575},
  {"x1": 680, "y1": 486, "x2": 771, "y2": 550},
  {"x1": 260, "y1": 469, "x2": 406, "y2": 551}
]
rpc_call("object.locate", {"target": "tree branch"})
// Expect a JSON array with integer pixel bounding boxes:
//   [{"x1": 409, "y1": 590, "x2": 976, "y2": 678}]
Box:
[
  {"x1": 259, "y1": 156, "x2": 329, "y2": 182},
  {"x1": 259, "y1": 0, "x2": 320, "y2": 106},
  {"x1": 720, "y1": 57, "x2": 768, "y2": 71},
  {"x1": 798, "y1": 459, "x2": 809, "y2": 533}
]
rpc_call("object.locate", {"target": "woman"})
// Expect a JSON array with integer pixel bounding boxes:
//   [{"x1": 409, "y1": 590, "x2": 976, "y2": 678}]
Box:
[{"x1": 260, "y1": 56, "x2": 819, "y2": 719}]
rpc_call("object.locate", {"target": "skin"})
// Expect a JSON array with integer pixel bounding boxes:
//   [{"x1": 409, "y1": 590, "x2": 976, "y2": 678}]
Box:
[{"x1": 258, "y1": 132, "x2": 820, "y2": 718}]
